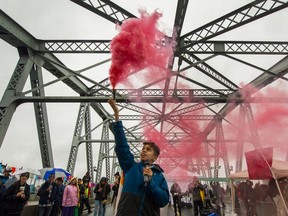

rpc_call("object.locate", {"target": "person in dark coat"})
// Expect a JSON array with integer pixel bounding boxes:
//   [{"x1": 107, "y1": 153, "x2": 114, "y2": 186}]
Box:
[
  {"x1": 94, "y1": 177, "x2": 110, "y2": 216},
  {"x1": 3, "y1": 172, "x2": 30, "y2": 216},
  {"x1": 243, "y1": 180, "x2": 256, "y2": 216},
  {"x1": 79, "y1": 178, "x2": 92, "y2": 215},
  {"x1": 203, "y1": 184, "x2": 213, "y2": 208},
  {"x1": 111, "y1": 172, "x2": 120, "y2": 211},
  {"x1": 191, "y1": 177, "x2": 204, "y2": 216},
  {"x1": 211, "y1": 181, "x2": 226, "y2": 208},
  {"x1": 0, "y1": 167, "x2": 13, "y2": 214},
  {"x1": 37, "y1": 174, "x2": 57, "y2": 216},
  {"x1": 0, "y1": 168, "x2": 12, "y2": 216},
  {"x1": 50, "y1": 177, "x2": 64, "y2": 216},
  {"x1": 268, "y1": 178, "x2": 286, "y2": 216},
  {"x1": 170, "y1": 180, "x2": 182, "y2": 216},
  {"x1": 108, "y1": 99, "x2": 169, "y2": 216}
]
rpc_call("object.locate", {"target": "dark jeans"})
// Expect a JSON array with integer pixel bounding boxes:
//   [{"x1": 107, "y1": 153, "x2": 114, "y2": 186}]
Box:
[
  {"x1": 193, "y1": 200, "x2": 203, "y2": 216},
  {"x1": 50, "y1": 201, "x2": 61, "y2": 216},
  {"x1": 243, "y1": 199, "x2": 256, "y2": 216},
  {"x1": 0, "y1": 202, "x2": 6, "y2": 216},
  {"x1": 38, "y1": 206, "x2": 53, "y2": 216},
  {"x1": 79, "y1": 198, "x2": 92, "y2": 215},
  {"x1": 172, "y1": 195, "x2": 181, "y2": 216}
]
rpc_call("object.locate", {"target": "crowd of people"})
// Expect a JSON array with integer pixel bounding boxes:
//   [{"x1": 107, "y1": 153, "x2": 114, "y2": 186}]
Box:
[
  {"x1": 5, "y1": 98, "x2": 288, "y2": 216},
  {"x1": 0, "y1": 166, "x2": 122, "y2": 216},
  {"x1": 234, "y1": 178, "x2": 288, "y2": 216},
  {"x1": 2, "y1": 99, "x2": 288, "y2": 216},
  {"x1": 11, "y1": 99, "x2": 288, "y2": 216},
  {"x1": 0, "y1": 98, "x2": 170, "y2": 216},
  {"x1": 0, "y1": 99, "x2": 229, "y2": 216},
  {"x1": 170, "y1": 179, "x2": 226, "y2": 216},
  {"x1": 1, "y1": 164, "x2": 228, "y2": 216}
]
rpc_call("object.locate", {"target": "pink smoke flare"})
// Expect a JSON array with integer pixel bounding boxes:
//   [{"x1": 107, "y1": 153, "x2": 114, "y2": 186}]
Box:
[{"x1": 109, "y1": 9, "x2": 173, "y2": 89}]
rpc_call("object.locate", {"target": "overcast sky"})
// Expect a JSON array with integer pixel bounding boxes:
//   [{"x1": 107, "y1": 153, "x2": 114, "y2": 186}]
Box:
[{"x1": 0, "y1": 0, "x2": 288, "y2": 179}]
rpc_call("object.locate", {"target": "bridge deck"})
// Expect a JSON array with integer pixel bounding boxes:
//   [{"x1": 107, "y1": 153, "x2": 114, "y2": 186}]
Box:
[
  {"x1": 21, "y1": 195, "x2": 277, "y2": 216},
  {"x1": 21, "y1": 197, "x2": 233, "y2": 216}
]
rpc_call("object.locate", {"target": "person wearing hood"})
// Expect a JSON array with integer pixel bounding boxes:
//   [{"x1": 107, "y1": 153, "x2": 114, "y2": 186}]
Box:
[
  {"x1": 191, "y1": 177, "x2": 204, "y2": 216},
  {"x1": 108, "y1": 99, "x2": 169, "y2": 216},
  {"x1": 82, "y1": 172, "x2": 91, "y2": 185},
  {"x1": 62, "y1": 177, "x2": 79, "y2": 216},
  {"x1": 2, "y1": 172, "x2": 30, "y2": 216},
  {"x1": 170, "y1": 180, "x2": 182, "y2": 216},
  {"x1": 93, "y1": 177, "x2": 110, "y2": 216},
  {"x1": 78, "y1": 178, "x2": 92, "y2": 215}
]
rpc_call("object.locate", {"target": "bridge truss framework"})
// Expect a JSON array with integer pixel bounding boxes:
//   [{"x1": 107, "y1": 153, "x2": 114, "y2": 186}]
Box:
[{"x1": 0, "y1": 0, "x2": 288, "y2": 182}]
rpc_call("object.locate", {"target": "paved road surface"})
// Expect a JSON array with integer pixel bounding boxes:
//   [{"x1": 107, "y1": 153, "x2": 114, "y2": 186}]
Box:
[
  {"x1": 82, "y1": 198, "x2": 234, "y2": 216},
  {"x1": 22, "y1": 195, "x2": 276, "y2": 216},
  {"x1": 23, "y1": 195, "x2": 234, "y2": 216}
]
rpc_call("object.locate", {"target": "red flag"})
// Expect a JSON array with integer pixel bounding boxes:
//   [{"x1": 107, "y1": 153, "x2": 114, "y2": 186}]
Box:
[
  {"x1": 11, "y1": 166, "x2": 16, "y2": 173},
  {"x1": 245, "y1": 147, "x2": 273, "y2": 179}
]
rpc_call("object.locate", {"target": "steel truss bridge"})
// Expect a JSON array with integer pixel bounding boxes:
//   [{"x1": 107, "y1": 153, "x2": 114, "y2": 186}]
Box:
[{"x1": 0, "y1": 0, "x2": 288, "y2": 182}]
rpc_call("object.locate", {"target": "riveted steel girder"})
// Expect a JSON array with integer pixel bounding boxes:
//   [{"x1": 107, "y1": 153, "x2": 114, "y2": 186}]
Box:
[
  {"x1": 0, "y1": 55, "x2": 33, "y2": 148},
  {"x1": 84, "y1": 105, "x2": 94, "y2": 183},
  {"x1": 30, "y1": 64, "x2": 54, "y2": 168},
  {"x1": 95, "y1": 121, "x2": 110, "y2": 182},
  {"x1": 180, "y1": 0, "x2": 288, "y2": 50},
  {"x1": 67, "y1": 103, "x2": 88, "y2": 174},
  {"x1": 70, "y1": 0, "x2": 136, "y2": 24},
  {"x1": 40, "y1": 40, "x2": 288, "y2": 54}
]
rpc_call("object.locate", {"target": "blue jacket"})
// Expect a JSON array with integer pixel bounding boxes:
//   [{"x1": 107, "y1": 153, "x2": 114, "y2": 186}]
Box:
[{"x1": 112, "y1": 121, "x2": 169, "y2": 216}]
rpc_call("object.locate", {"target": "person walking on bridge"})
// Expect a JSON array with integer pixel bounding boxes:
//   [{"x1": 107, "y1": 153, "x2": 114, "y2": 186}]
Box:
[
  {"x1": 93, "y1": 177, "x2": 110, "y2": 216},
  {"x1": 79, "y1": 178, "x2": 92, "y2": 215},
  {"x1": 191, "y1": 177, "x2": 204, "y2": 216},
  {"x1": 170, "y1": 180, "x2": 182, "y2": 216}
]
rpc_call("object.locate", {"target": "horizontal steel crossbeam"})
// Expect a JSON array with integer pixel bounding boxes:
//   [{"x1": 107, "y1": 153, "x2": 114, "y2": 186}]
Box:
[
  {"x1": 180, "y1": 0, "x2": 288, "y2": 50},
  {"x1": 12, "y1": 96, "x2": 288, "y2": 104},
  {"x1": 183, "y1": 41, "x2": 288, "y2": 54},
  {"x1": 91, "y1": 89, "x2": 235, "y2": 97},
  {"x1": 41, "y1": 40, "x2": 288, "y2": 55}
]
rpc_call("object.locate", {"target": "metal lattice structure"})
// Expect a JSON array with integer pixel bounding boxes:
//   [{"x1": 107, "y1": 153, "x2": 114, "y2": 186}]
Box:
[{"x1": 1, "y1": 1, "x2": 288, "y2": 181}]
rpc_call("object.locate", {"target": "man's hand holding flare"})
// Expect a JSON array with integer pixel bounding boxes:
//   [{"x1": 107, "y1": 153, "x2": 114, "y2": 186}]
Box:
[{"x1": 108, "y1": 99, "x2": 119, "y2": 121}]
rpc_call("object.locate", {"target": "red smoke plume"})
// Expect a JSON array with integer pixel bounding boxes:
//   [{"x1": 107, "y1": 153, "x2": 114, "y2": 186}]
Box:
[{"x1": 109, "y1": 10, "x2": 173, "y2": 88}]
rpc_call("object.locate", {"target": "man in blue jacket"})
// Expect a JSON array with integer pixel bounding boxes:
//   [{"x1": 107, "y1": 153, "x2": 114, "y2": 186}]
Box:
[{"x1": 108, "y1": 99, "x2": 169, "y2": 216}]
